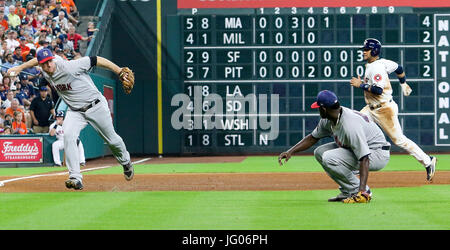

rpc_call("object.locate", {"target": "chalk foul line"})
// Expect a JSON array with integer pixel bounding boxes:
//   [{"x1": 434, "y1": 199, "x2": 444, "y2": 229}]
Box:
[{"x1": 0, "y1": 158, "x2": 152, "y2": 187}]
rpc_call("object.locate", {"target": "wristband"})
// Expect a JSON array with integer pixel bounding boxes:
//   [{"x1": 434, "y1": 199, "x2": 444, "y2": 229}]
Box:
[
  {"x1": 399, "y1": 76, "x2": 406, "y2": 84},
  {"x1": 53, "y1": 124, "x2": 58, "y2": 129},
  {"x1": 360, "y1": 83, "x2": 370, "y2": 91}
]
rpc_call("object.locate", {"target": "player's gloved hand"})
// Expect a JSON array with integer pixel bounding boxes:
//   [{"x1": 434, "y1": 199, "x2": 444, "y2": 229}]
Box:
[
  {"x1": 119, "y1": 67, "x2": 135, "y2": 94},
  {"x1": 278, "y1": 151, "x2": 292, "y2": 166},
  {"x1": 401, "y1": 83, "x2": 412, "y2": 96},
  {"x1": 342, "y1": 191, "x2": 372, "y2": 203}
]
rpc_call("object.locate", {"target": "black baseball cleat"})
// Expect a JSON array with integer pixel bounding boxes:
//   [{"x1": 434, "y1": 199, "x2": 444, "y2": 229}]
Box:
[
  {"x1": 65, "y1": 178, "x2": 84, "y2": 190},
  {"x1": 426, "y1": 156, "x2": 437, "y2": 181},
  {"x1": 328, "y1": 193, "x2": 349, "y2": 202},
  {"x1": 123, "y1": 163, "x2": 134, "y2": 181}
]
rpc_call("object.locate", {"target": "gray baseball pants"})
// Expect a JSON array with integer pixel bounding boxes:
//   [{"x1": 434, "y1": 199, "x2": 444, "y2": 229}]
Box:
[
  {"x1": 63, "y1": 96, "x2": 131, "y2": 182},
  {"x1": 314, "y1": 142, "x2": 390, "y2": 196}
]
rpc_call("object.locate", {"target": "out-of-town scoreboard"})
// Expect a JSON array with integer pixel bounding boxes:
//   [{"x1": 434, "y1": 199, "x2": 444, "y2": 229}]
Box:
[{"x1": 169, "y1": 0, "x2": 450, "y2": 154}]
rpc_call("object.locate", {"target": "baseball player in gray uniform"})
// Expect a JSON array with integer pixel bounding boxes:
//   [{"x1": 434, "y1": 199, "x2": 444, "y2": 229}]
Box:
[
  {"x1": 278, "y1": 90, "x2": 391, "y2": 203},
  {"x1": 7, "y1": 48, "x2": 134, "y2": 190}
]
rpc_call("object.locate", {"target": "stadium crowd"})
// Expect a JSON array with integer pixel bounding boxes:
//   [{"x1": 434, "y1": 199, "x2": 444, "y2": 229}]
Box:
[{"x1": 0, "y1": 0, "x2": 95, "y2": 135}]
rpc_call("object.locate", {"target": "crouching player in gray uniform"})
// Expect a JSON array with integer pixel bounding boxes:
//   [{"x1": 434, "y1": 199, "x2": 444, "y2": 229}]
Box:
[
  {"x1": 278, "y1": 90, "x2": 391, "y2": 203},
  {"x1": 7, "y1": 48, "x2": 134, "y2": 190}
]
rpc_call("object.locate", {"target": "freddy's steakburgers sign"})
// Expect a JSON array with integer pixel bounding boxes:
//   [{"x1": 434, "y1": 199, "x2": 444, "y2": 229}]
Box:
[{"x1": 0, "y1": 138, "x2": 43, "y2": 163}]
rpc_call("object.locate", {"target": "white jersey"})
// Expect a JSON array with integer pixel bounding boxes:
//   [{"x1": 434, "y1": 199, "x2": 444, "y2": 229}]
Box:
[
  {"x1": 41, "y1": 56, "x2": 103, "y2": 110},
  {"x1": 50, "y1": 121, "x2": 64, "y2": 141},
  {"x1": 363, "y1": 58, "x2": 398, "y2": 106}
]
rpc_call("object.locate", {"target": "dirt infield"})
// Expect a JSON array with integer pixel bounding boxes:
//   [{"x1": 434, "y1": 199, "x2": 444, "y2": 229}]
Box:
[{"x1": 0, "y1": 156, "x2": 449, "y2": 192}]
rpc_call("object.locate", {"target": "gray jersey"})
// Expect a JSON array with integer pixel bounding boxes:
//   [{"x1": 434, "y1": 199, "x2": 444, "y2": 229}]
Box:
[
  {"x1": 41, "y1": 56, "x2": 102, "y2": 110},
  {"x1": 311, "y1": 107, "x2": 389, "y2": 160}
]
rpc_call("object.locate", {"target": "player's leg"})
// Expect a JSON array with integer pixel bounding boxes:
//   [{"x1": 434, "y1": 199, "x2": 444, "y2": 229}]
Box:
[
  {"x1": 63, "y1": 110, "x2": 88, "y2": 182},
  {"x1": 84, "y1": 99, "x2": 130, "y2": 165},
  {"x1": 52, "y1": 140, "x2": 64, "y2": 166},
  {"x1": 78, "y1": 140, "x2": 86, "y2": 166},
  {"x1": 84, "y1": 98, "x2": 133, "y2": 180},
  {"x1": 374, "y1": 102, "x2": 431, "y2": 167},
  {"x1": 313, "y1": 142, "x2": 339, "y2": 165},
  {"x1": 320, "y1": 147, "x2": 360, "y2": 196}
]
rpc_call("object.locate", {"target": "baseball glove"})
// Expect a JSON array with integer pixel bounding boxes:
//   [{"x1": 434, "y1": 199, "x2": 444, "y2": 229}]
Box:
[
  {"x1": 342, "y1": 191, "x2": 372, "y2": 204},
  {"x1": 119, "y1": 67, "x2": 135, "y2": 94}
]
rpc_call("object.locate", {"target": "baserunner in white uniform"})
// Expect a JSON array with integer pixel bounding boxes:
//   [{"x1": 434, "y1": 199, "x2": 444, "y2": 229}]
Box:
[
  {"x1": 50, "y1": 110, "x2": 85, "y2": 167},
  {"x1": 278, "y1": 90, "x2": 391, "y2": 203},
  {"x1": 350, "y1": 38, "x2": 437, "y2": 181},
  {"x1": 8, "y1": 48, "x2": 134, "y2": 190}
]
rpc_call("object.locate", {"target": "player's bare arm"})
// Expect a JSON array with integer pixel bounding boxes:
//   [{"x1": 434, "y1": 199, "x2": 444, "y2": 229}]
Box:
[
  {"x1": 359, "y1": 155, "x2": 370, "y2": 192},
  {"x1": 278, "y1": 134, "x2": 319, "y2": 166},
  {"x1": 6, "y1": 58, "x2": 38, "y2": 76},
  {"x1": 394, "y1": 65, "x2": 412, "y2": 96},
  {"x1": 96, "y1": 56, "x2": 135, "y2": 94},
  {"x1": 350, "y1": 75, "x2": 383, "y2": 95},
  {"x1": 30, "y1": 110, "x2": 39, "y2": 126},
  {"x1": 96, "y1": 56, "x2": 122, "y2": 74}
]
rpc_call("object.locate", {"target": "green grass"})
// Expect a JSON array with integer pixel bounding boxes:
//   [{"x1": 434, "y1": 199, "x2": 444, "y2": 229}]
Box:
[
  {"x1": 0, "y1": 185, "x2": 449, "y2": 230},
  {"x1": 0, "y1": 154, "x2": 449, "y2": 176},
  {"x1": 87, "y1": 154, "x2": 450, "y2": 175},
  {"x1": 0, "y1": 155, "x2": 449, "y2": 230}
]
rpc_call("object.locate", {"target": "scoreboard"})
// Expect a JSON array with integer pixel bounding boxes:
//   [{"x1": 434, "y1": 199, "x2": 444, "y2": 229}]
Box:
[{"x1": 167, "y1": 0, "x2": 450, "y2": 154}]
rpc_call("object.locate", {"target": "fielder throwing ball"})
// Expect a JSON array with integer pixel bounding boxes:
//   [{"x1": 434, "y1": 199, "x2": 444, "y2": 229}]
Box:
[
  {"x1": 8, "y1": 48, "x2": 135, "y2": 190},
  {"x1": 279, "y1": 90, "x2": 391, "y2": 203},
  {"x1": 350, "y1": 38, "x2": 437, "y2": 181}
]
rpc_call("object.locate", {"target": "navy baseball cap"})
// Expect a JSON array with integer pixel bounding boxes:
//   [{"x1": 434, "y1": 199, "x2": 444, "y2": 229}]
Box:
[
  {"x1": 37, "y1": 48, "x2": 54, "y2": 64},
  {"x1": 56, "y1": 110, "x2": 64, "y2": 117},
  {"x1": 311, "y1": 90, "x2": 339, "y2": 109}
]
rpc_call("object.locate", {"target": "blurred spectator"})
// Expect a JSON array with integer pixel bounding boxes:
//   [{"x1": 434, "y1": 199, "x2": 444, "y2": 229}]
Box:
[
  {"x1": 3, "y1": 113, "x2": 12, "y2": 128},
  {"x1": 67, "y1": 26, "x2": 89, "y2": 52},
  {"x1": 29, "y1": 86, "x2": 54, "y2": 133},
  {"x1": 50, "y1": 18, "x2": 60, "y2": 36},
  {"x1": 2, "y1": 76, "x2": 11, "y2": 89},
  {"x1": 30, "y1": 10, "x2": 43, "y2": 29},
  {"x1": 13, "y1": 82, "x2": 31, "y2": 107},
  {"x1": 0, "y1": 101, "x2": 5, "y2": 128},
  {"x1": 18, "y1": 36, "x2": 31, "y2": 60},
  {"x1": 0, "y1": 26, "x2": 6, "y2": 42},
  {"x1": 14, "y1": 1, "x2": 26, "y2": 19},
  {"x1": 53, "y1": 10, "x2": 68, "y2": 30},
  {"x1": 34, "y1": 27, "x2": 52, "y2": 44},
  {"x1": 5, "y1": 98, "x2": 26, "y2": 124},
  {"x1": 2, "y1": 52, "x2": 19, "y2": 74},
  {"x1": 55, "y1": 46, "x2": 66, "y2": 59},
  {"x1": 0, "y1": 9, "x2": 8, "y2": 30},
  {"x1": 0, "y1": 40, "x2": 7, "y2": 58},
  {"x1": 7, "y1": 5, "x2": 21, "y2": 29},
  {"x1": 25, "y1": 35, "x2": 36, "y2": 51},
  {"x1": 0, "y1": 83, "x2": 6, "y2": 100},
  {"x1": 61, "y1": 0, "x2": 78, "y2": 17},
  {"x1": 25, "y1": 1, "x2": 35, "y2": 16},
  {"x1": 19, "y1": 73, "x2": 37, "y2": 101},
  {"x1": 21, "y1": 20, "x2": 37, "y2": 37},
  {"x1": 12, "y1": 46, "x2": 23, "y2": 62},
  {"x1": 12, "y1": 110, "x2": 27, "y2": 134},
  {"x1": 87, "y1": 21, "x2": 99, "y2": 47},
  {"x1": 5, "y1": 30, "x2": 19, "y2": 52},
  {"x1": 23, "y1": 54, "x2": 41, "y2": 86},
  {"x1": 3, "y1": 89, "x2": 13, "y2": 108},
  {"x1": 0, "y1": 126, "x2": 12, "y2": 135},
  {"x1": 51, "y1": 0, "x2": 80, "y2": 27},
  {"x1": 36, "y1": 7, "x2": 46, "y2": 23}
]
